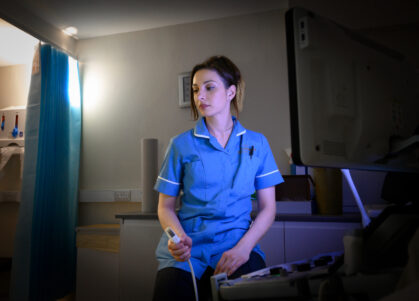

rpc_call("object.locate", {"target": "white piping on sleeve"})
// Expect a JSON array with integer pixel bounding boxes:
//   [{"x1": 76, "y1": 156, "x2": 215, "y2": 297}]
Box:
[
  {"x1": 256, "y1": 169, "x2": 279, "y2": 178},
  {"x1": 158, "y1": 176, "x2": 181, "y2": 185}
]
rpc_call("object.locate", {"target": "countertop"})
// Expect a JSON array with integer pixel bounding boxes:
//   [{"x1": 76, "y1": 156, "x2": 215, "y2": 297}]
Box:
[{"x1": 115, "y1": 211, "x2": 362, "y2": 223}]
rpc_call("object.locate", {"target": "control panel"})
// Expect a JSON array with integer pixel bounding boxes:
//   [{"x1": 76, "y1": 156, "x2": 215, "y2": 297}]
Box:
[{"x1": 212, "y1": 251, "x2": 344, "y2": 301}]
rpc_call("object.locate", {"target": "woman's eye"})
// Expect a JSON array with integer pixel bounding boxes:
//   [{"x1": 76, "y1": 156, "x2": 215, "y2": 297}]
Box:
[
  {"x1": 206, "y1": 86, "x2": 214, "y2": 91},
  {"x1": 192, "y1": 89, "x2": 198, "y2": 94}
]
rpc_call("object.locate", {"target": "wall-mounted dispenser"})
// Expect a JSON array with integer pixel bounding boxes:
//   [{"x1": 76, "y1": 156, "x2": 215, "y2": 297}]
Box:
[{"x1": 0, "y1": 106, "x2": 26, "y2": 147}]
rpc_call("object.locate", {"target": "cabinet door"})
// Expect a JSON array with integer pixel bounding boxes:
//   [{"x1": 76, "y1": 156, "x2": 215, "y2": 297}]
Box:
[
  {"x1": 119, "y1": 219, "x2": 163, "y2": 301},
  {"x1": 76, "y1": 248, "x2": 119, "y2": 301},
  {"x1": 258, "y1": 221, "x2": 285, "y2": 266},
  {"x1": 284, "y1": 221, "x2": 361, "y2": 262}
]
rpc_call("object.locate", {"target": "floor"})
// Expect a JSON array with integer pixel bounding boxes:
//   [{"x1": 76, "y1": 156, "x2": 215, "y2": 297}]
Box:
[
  {"x1": 0, "y1": 258, "x2": 74, "y2": 301},
  {"x1": 0, "y1": 258, "x2": 11, "y2": 301}
]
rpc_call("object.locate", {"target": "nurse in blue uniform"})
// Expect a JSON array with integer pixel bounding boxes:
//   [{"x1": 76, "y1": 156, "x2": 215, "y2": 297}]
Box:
[{"x1": 153, "y1": 56, "x2": 284, "y2": 301}]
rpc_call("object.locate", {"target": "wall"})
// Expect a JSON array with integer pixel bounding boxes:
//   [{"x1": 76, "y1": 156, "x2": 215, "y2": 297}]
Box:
[
  {"x1": 0, "y1": 64, "x2": 31, "y2": 257},
  {"x1": 76, "y1": 9, "x2": 291, "y2": 194},
  {"x1": 0, "y1": 64, "x2": 31, "y2": 108},
  {"x1": 76, "y1": 5, "x2": 417, "y2": 224},
  {"x1": 75, "y1": 9, "x2": 291, "y2": 224}
]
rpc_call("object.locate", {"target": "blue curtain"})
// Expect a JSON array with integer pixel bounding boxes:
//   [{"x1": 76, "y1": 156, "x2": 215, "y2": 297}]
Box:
[{"x1": 10, "y1": 44, "x2": 81, "y2": 300}]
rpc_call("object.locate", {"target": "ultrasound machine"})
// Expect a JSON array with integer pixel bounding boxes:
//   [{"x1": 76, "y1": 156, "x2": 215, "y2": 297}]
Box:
[{"x1": 211, "y1": 7, "x2": 419, "y2": 301}]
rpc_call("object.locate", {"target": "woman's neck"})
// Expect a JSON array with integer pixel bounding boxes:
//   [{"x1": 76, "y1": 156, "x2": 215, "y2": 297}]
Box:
[
  {"x1": 205, "y1": 115, "x2": 234, "y2": 135},
  {"x1": 205, "y1": 115, "x2": 234, "y2": 148}
]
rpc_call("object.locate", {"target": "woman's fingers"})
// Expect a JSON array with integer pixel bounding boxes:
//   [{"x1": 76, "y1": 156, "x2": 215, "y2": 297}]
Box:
[
  {"x1": 177, "y1": 251, "x2": 191, "y2": 261},
  {"x1": 214, "y1": 248, "x2": 249, "y2": 276},
  {"x1": 167, "y1": 234, "x2": 193, "y2": 262},
  {"x1": 182, "y1": 236, "x2": 193, "y2": 249},
  {"x1": 215, "y1": 254, "x2": 238, "y2": 276},
  {"x1": 173, "y1": 249, "x2": 190, "y2": 261},
  {"x1": 168, "y1": 240, "x2": 190, "y2": 261},
  {"x1": 171, "y1": 244, "x2": 189, "y2": 256}
]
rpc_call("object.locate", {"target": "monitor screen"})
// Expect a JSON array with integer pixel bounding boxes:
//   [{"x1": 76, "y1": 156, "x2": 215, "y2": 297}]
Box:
[{"x1": 286, "y1": 7, "x2": 419, "y2": 173}]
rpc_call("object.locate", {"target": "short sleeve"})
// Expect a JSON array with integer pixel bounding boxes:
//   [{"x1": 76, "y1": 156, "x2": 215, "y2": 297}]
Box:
[
  {"x1": 154, "y1": 138, "x2": 183, "y2": 196},
  {"x1": 254, "y1": 135, "x2": 284, "y2": 190}
]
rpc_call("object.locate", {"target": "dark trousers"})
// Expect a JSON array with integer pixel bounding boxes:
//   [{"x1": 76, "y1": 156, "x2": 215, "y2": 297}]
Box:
[{"x1": 152, "y1": 251, "x2": 266, "y2": 301}]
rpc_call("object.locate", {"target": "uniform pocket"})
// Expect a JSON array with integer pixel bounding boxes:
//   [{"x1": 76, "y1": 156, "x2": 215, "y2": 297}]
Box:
[
  {"x1": 232, "y1": 156, "x2": 260, "y2": 197},
  {"x1": 245, "y1": 157, "x2": 260, "y2": 193}
]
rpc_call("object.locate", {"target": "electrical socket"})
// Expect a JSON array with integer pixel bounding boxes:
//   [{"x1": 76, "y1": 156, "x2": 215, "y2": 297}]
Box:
[{"x1": 114, "y1": 190, "x2": 131, "y2": 202}]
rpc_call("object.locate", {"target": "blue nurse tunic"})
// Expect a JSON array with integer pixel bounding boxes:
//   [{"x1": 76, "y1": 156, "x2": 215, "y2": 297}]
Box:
[{"x1": 154, "y1": 117, "x2": 284, "y2": 279}]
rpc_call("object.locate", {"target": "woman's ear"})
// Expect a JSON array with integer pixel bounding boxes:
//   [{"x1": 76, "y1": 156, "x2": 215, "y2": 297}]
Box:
[{"x1": 227, "y1": 85, "x2": 237, "y2": 101}]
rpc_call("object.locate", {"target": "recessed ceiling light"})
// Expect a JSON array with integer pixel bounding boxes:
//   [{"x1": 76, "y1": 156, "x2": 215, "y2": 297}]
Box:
[{"x1": 63, "y1": 26, "x2": 78, "y2": 37}]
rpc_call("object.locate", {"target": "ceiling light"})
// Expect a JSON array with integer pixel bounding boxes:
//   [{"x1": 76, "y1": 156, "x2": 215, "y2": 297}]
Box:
[{"x1": 63, "y1": 26, "x2": 78, "y2": 37}]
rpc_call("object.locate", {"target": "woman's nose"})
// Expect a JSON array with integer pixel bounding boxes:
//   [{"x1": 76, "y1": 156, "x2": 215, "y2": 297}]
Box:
[{"x1": 197, "y1": 90, "x2": 205, "y2": 100}]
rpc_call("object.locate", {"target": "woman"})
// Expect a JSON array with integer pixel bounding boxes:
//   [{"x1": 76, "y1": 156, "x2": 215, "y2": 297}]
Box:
[{"x1": 153, "y1": 55, "x2": 284, "y2": 300}]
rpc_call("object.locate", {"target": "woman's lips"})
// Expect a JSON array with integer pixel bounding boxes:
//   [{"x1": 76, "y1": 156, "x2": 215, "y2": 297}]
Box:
[{"x1": 199, "y1": 104, "x2": 209, "y2": 109}]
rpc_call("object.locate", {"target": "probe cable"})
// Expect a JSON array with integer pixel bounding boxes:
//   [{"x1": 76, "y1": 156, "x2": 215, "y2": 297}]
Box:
[
  {"x1": 165, "y1": 227, "x2": 199, "y2": 301},
  {"x1": 187, "y1": 258, "x2": 199, "y2": 301}
]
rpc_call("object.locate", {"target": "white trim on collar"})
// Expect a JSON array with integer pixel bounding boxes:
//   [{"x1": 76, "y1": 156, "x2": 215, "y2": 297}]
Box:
[
  {"x1": 193, "y1": 129, "x2": 210, "y2": 139},
  {"x1": 236, "y1": 130, "x2": 246, "y2": 136}
]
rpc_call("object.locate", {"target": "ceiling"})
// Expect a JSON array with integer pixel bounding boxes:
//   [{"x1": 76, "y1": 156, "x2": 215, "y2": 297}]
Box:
[
  {"x1": 5, "y1": 0, "x2": 419, "y2": 41},
  {"x1": 1, "y1": 0, "x2": 418, "y2": 67},
  {"x1": 0, "y1": 0, "x2": 289, "y2": 66},
  {"x1": 12, "y1": 0, "x2": 289, "y2": 39}
]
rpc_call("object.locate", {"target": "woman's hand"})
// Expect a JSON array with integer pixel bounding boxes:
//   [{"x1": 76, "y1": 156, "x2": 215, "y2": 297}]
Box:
[
  {"x1": 214, "y1": 246, "x2": 250, "y2": 277},
  {"x1": 168, "y1": 234, "x2": 192, "y2": 262}
]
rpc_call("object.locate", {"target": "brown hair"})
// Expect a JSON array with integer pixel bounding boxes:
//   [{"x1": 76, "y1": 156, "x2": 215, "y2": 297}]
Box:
[{"x1": 190, "y1": 55, "x2": 245, "y2": 120}]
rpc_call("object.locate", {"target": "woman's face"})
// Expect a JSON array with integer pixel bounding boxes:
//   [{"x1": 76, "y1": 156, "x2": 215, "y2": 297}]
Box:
[{"x1": 192, "y1": 69, "x2": 236, "y2": 118}]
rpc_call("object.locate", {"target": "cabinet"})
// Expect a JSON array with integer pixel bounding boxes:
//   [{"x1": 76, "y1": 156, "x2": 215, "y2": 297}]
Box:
[
  {"x1": 259, "y1": 220, "x2": 360, "y2": 265},
  {"x1": 75, "y1": 224, "x2": 120, "y2": 301},
  {"x1": 258, "y1": 221, "x2": 285, "y2": 266},
  {"x1": 117, "y1": 214, "x2": 361, "y2": 301},
  {"x1": 76, "y1": 248, "x2": 119, "y2": 301},
  {"x1": 284, "y1": 221, "x2": 360, "y2": 262},
  {"x1": 118, "y1": 218, "x2": 162, "y2": 301}
]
